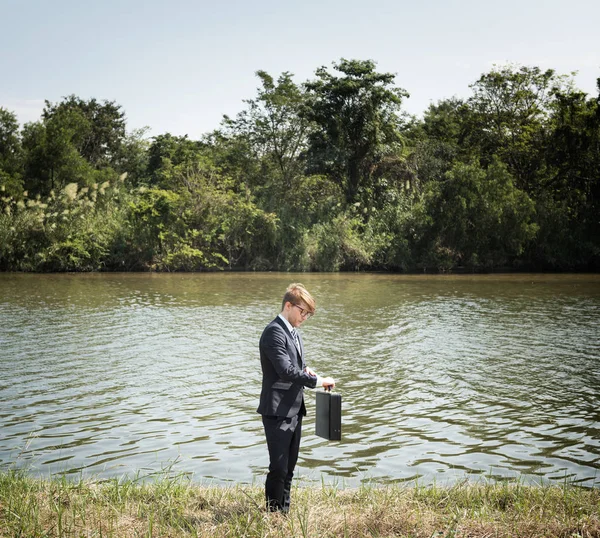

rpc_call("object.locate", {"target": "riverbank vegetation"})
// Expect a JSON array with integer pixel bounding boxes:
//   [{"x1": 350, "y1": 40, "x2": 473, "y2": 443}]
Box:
[
  {"x1": 1, "y1": 471, "x2": 599, "y2": 537},
  {"x1": 1, "y1": 60, "x2": 598, "y2": 272}
]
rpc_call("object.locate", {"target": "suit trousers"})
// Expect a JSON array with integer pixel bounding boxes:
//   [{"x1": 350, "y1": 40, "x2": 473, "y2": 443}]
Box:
[{"x1": 262, "y1": 413, "x2": 303, "y2": 512}]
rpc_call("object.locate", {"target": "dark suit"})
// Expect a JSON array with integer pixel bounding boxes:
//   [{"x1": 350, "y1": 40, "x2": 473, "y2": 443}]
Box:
[{"x1": 257, "y1": 316, "x2": 317, "y2": 511}]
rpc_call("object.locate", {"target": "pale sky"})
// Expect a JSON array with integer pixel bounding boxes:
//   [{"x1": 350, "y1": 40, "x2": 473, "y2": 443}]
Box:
[{"x1": 2, "y1": 0, "x2": 599, "y2": 140}]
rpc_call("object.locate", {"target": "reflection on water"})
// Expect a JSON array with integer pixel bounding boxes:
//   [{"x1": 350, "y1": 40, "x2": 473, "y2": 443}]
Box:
[{"x1": 1, "y1": 273, "x2": 599, "y2": 487}]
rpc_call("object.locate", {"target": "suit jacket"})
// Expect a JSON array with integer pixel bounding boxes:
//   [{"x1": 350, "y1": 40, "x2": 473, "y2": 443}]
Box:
[{"x1": 257, "y1": 316, "x2": 317, "y2": 418}]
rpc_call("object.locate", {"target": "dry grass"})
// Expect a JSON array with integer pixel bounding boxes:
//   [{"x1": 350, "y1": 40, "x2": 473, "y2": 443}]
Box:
[{"x1": 0, "y1": 471, "x2": 599, "y2": 537}]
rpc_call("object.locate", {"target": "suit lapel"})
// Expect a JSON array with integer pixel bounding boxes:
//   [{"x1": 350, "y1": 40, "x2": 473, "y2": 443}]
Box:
[{"x1": 274, "y1": 316, "x2": 303, "y2": 363}]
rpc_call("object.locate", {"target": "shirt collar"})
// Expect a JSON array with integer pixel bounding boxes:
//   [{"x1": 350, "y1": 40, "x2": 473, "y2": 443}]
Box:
[{"x1": 278, "y1": 313, "x2": 294, "y2": 334}]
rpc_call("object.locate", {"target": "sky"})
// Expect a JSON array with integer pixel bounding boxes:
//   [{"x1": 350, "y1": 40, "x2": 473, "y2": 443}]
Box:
[{"x1": 1, "y1": 0, "x2": 599, "y2": 140}]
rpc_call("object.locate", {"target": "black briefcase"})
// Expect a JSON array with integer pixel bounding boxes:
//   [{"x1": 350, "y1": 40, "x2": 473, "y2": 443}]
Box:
[{"x1": 315, "y1": 389, "x2": 342, "y2": 441}]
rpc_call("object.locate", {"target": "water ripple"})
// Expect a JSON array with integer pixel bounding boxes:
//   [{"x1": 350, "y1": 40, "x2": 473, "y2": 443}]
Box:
[{"x1": 1, "y1": 273, "x2": 599, "y2": 486}]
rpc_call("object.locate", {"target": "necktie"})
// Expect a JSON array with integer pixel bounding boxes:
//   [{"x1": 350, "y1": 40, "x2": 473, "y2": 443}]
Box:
[{"x1": 291, "y1": 329, "x2": 300, "y2": 351}]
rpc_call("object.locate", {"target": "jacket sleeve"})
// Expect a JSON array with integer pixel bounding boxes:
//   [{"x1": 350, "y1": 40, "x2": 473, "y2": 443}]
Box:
[{"x1": 261, "y1": 325, "x2": 317, "y2": 388}]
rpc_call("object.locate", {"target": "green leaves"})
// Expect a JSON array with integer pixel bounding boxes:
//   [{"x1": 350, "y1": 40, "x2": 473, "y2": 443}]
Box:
[
  {"x1": 223, "y1": 70, "x2": 309, "y2": 187},
  {"x1": 42, "y1": 95, "x2": 126, "y2": 168},
  {"x1": 304, "y1": 59, "x2": 409, "y2": 207},
  {"x1": 415, "y1": 159, "x2": 537, "y2": 269},
  {"x1": 0, "y1": 62, "x2": 598, "y2": 273}
]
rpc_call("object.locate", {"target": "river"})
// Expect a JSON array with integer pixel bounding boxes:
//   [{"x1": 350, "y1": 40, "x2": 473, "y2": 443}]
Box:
[{"x1": 1, "y1": 273, "x2": 599, "y2": 487}]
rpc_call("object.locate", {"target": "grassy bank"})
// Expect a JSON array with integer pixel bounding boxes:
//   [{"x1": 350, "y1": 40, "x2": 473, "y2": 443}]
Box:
[{"x1": 0, "y1": 472, "x2": 599, "y2": 537}]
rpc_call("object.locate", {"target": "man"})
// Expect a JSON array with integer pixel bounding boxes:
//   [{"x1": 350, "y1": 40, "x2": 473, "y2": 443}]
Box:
[{"x1": 257, "y1": 283, "x2": 335, "y2": 513}]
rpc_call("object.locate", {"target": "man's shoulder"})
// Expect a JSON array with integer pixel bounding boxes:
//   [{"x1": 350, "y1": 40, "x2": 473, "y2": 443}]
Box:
[{"x1": 261, "y1": 317, "x2": 286, "y2": 342}]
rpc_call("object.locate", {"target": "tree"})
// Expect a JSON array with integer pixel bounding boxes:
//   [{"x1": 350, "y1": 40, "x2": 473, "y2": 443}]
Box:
[
  {"x1": 223, "y1": 70, "x2": 310, "y2": 187},
  {"x1": 21, "y1": 96, "x2": 130, "y2": 196},
  {"x1": 304, "y1": 58, "x2": 409, "y2": 205},
  {"x1": 146, "y1": 133, "x2": 205, "y2": 187},
  {"x1": 531, "y1": 80, "x2": 600, "y2": 268},
  {"x1": 465, "y1": 65, "x2": 571, "y2": 192},
  {"x1": 414, "y1": 159, "x2": 538, "y2": 270},
  {"x1": 0, "y1": 108, "x2": 24, "y2": 197},
  {"x1": 547, "y1": 81, "x2": 600, "y2": 207},
  {"x1": 42, "y1": 95, "x2": 126, "y2": 168},
  {"x1": 22, "y1": 109, "x2": 94, "y2": 196},
  {"x1": 114, "y1": 127, "x2": 151, "y2": 187},
  {"x1": 402, "y1": 98, "x2": 472, "y2": 190}
]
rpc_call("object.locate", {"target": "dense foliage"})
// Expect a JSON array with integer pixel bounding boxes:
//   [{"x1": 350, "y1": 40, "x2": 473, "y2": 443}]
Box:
[{"x1": 1, "y1": 60, "x2": 598, "y2": 272}]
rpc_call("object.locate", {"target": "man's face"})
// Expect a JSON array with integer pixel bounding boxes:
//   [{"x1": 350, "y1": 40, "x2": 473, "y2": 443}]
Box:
[{"x1": 287, "y1": 301, "x2": 312, "y2": 328}]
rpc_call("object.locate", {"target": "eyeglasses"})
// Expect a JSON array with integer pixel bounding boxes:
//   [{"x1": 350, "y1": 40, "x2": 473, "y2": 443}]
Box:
[{"x1": 292, "y1": 304, "x2": 314, "y2": 319}]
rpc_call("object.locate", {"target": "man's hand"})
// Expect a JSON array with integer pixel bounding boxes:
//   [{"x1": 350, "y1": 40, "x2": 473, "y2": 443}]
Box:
[
  {"x1": 321, "y1": 376, "x2": 335, "y2": 389},
  {"x1": 304, "y1": 366, "x2": 317, "y2": 376}
]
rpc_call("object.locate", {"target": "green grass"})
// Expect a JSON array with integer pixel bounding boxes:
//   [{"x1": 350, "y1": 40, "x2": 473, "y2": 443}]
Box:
[{"x1": 0, "y1": 471, "x2": 598, "y2": 537}]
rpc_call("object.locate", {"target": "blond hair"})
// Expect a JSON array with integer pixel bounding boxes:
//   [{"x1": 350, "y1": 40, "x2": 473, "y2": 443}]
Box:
[{"x1": 281, "y1": 283, "x2": 316, "y2": 313}]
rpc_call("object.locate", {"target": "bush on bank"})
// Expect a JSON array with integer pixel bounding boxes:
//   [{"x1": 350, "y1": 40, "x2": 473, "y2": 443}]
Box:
[{"x1": 1, "y1": 63, "x2": 598, "y2": 273}]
